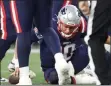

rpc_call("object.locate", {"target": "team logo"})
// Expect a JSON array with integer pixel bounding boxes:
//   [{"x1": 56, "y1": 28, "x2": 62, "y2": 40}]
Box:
[{"x1": 61, "y1": 8, "x2": 67, "y2": 15}]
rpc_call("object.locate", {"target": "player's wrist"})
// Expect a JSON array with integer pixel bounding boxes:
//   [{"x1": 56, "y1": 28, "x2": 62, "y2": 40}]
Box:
[
  {"x1": 54, "y1": 53, "x2": 65, "y2": 62},
  {"x1": 14, "y1": 59, "x2": 19, "y2": 68}
]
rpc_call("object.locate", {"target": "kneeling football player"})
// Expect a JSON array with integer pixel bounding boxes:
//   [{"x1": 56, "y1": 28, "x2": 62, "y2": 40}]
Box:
[{"x1": 40, "y1": 5, "x2": 101, "y2": 85}]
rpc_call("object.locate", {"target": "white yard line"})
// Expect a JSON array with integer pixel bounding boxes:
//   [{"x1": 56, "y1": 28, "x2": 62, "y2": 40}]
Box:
[
  {"x1": 1, "y1": 71, "x2": 9, "y2": 73},
  {"x1": 7, "y1": 49, "x2": 40, "y2": 53}
]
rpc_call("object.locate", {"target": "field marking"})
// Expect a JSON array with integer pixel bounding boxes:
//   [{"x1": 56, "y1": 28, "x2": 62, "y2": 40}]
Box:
[
  {"x1": 1, "y1": 70, "x2": 9, "y2": 73},
  {"x1": 7, "y1": 49, "x2": 40, "y2": 53}
]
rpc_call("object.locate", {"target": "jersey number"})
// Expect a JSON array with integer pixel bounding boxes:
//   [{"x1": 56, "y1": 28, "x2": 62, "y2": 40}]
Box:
[{"x1": 63, "y1": 44, "x2": 75, "y2": 60}]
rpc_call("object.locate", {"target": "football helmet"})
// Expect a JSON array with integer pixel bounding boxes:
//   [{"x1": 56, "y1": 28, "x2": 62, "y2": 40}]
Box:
[{"x1": 57, "y1": 5, "x2": 81, "y2": 39}]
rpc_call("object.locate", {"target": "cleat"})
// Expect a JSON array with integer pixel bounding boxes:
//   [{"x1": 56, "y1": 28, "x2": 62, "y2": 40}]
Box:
[
  {"x1": 29, "y1": 70, "x2": 36, "y2": 79},
  {"x1": 16, "y1": 76, "x2": 32, "y2": 85},
  {"x1": 75, "y1": 73, "x2": 97, "y2": 84},
  {"x1": 0, "y1": 77, "x2": 8, "y2": 83}
]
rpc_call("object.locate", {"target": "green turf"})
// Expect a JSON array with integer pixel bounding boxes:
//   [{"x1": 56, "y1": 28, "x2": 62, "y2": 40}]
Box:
[
  {"x1": 1, "y1": 52, "x2": 96, "y2": 86},
  {"x1": 1, "y1": 52, "x2": 47, "y2": 85}
]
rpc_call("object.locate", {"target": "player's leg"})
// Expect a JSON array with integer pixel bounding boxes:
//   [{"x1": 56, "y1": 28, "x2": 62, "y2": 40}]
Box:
[
  {"x1": 71, "y1": 44, "x2": 89, "y2": 74},
  {"x1": 43, "y1": 68, "x2": 75, "y2": 85},
  {"x1": 40, "y1": 41, "x2": 58, "y2": 84},
  {"x1": 0, "y1": 0, "x2": 16, "y2": 70},
  {"x1": 0, "y1": 0, "x2": 8, "y2": 55},
  {"x1": 35, "y1": 0, "x2": 62, "y2": 55},
  {"x1": 0, "y1": 0, "x2": 16, "y2": 61},
  {"x1": 8, "y1": 27, "x2": 40, "y2": 72},
  {"x1": 44, "y1": 68, "x2": 58, "y2": 84},
  {"x1": 84, "y1": 0, "x2": 110, "y2": 85},
  {"x1": 8, "y1": 38, "x2": 36, "y2": 80},
  {"x1": 0, "y1": 35, "x2": 16, "y2": 61},
  {"x1": 9, "y1": 0, "x2": 34, "y2": 85},
  {"x1": 70, "y1": 44, "x2": 98, "y2": 84}
]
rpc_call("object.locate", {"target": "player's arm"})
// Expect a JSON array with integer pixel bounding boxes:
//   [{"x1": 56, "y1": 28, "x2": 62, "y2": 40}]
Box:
[
  {"x1": 105, "y1": 36, "x2": 111, "y2": 44},
  {"x1": 78, "y1": 0, "x2": 90, "y2": 16},
  {"x1": 80, "y1": 16, "x2": 87, "y2": 38}
]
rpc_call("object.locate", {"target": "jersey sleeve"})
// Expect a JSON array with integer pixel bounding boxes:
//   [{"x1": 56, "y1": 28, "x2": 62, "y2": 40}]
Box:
[
  {"x1": 79, "y1": 16, "x2": 87, "y2": 34},
  {"x1": 79, "y1": 16, "x2": 87, "y2": 38}
]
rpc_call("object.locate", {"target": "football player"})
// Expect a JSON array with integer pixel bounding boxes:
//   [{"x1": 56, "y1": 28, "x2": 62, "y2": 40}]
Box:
[{"x1": 40, "y1": 5, "x2": 99, "y2": 85}]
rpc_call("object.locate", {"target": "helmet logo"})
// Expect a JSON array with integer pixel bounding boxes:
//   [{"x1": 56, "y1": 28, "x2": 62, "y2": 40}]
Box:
[{"x1": 61, "y1": 8, "x2": 67, "y2": 15}]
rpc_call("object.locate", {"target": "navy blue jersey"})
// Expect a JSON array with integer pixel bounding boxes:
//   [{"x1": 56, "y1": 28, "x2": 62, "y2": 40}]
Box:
[
  {"x1": 40, "y1": 32, "x2": 87, "y2": 69},
  {"x1": 59, "y1": 32, "x2": 86, "y2": 60}
]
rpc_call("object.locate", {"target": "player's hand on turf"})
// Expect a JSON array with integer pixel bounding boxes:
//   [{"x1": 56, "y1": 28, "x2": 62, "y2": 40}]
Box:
[
  {"x1": 11, "y1": 67, "x2": 19, "y2": 77},
  {"x1": 55, "y1": 56, "x2": 71, "y2": 85}
]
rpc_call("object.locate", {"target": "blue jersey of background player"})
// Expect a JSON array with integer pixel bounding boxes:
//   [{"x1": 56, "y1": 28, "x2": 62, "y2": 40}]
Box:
[{"x1": 39, "y1": 5, "x2": 91, "y2": 84}]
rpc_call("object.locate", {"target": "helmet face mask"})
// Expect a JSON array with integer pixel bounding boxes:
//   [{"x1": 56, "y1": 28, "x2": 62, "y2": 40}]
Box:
[
  {"x1": 57, "y1": 5, "x2": 81, "y2": 39},
  {"x1": 58, "y1": 20, "x2": 80, "y2": 39}
]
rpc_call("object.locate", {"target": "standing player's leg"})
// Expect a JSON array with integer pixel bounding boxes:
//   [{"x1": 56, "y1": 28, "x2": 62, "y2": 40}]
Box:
[
  {"x1": 10, "y1": 0, "x2": 34, "y2": 85},
  {"x1": 84, "y1": 0, "x2": 110, "y2": 85},
  {"x1": 35, "y1": 0, "x2": 61, "y2": 55},
  {"x1": 0, "y1": 0, "x2": 16, "y2": 61},
  {"x1": 71, "y1": 44, "x2": 89, "y2": 74},
  {"x1": 8, "y1": 27, "x2": 41, "y2": 72},
  {"x1": 0, "y1": 0, "x2": 7, "y2": 48},
  {"x1": 0, "y1": 35, "x2": 16, "y2": 61}
]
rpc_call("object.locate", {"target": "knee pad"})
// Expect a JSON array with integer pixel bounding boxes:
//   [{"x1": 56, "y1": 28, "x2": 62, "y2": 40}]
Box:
[
  {"x1": 48, "y1": 70, "x2": 58, "y2": 84},
  {"x1": 44, "y1": 69, "x2": 58, "y2": 84}
]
